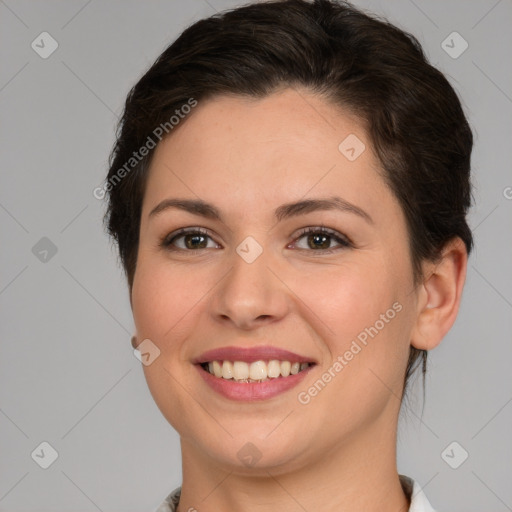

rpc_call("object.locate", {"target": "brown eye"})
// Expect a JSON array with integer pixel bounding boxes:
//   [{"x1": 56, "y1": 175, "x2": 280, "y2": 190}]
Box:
[
  {"x1": 161, "y1": 228, "x2": 218, "y2": 251},
  {"x1": 160, "y1": 226, "x2": 352, "y2": 255},
  {"x1": 291, "y1": 227, "x2": 352, "y2": 253}
]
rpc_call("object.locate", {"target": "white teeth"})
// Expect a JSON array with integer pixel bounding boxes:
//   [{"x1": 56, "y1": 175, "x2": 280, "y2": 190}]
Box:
[
  {"x1": 249, "y1": 360, "x2": 267, "y2": 380},
  {"x1": 280, "y1": 361, "x2": 291, "y2": 377},
  {"x1": 267, "y1": 360, "x2": 281, "y2": 378},
  {"x1": 233, "y1": 361, "x2": 249, "y2": 380},
  {"x1": 222, "y1": 360, "x2": 233, "y2": 379},
  {"x1": 204, "y1": 359, "x2": 311, "y2": 381},
  {"x1": 213, "y1": 360, "x2": 222, "y2": 378},
  {"x1": 290, "y1": 362, "x2": 300, "y2": 375}
]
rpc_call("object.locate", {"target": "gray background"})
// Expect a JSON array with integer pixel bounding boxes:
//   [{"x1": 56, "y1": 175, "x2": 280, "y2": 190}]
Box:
[{"x1": 1, "y1": 0, "x2": 511, "y2": 510}]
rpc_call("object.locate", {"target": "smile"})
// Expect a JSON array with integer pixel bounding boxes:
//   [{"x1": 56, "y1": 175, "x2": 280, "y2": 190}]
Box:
[
  {"x1": 194, "y1": 345, "x2": 316, "y2": 401},
  {"x1": 201, "y1": 360, "x2": 312, "y2": 382}
]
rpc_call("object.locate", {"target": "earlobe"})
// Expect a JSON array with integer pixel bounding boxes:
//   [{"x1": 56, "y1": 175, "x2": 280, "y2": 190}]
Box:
[{"x1": 410, "y1": 237, "x2": 468, "y2": 351}]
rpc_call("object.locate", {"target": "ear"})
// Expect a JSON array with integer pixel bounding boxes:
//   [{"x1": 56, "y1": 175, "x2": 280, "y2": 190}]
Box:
[{"x1": 411, "y1": 237, "x2": 468, "y2": 351}]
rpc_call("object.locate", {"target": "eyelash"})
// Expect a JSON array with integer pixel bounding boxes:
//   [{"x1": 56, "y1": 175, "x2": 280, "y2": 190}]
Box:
[{"x1": 159, "y1": 226, "x2": 353, "y2": 255}]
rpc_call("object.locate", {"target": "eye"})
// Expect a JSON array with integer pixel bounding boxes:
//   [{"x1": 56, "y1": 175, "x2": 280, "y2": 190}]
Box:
[
  {"x1": 160, "y1": 225, "x2": 352, "y2": 254},
  {"x1": 160, "y1": 227, "x2": 219, "y2": 251},
  {"x1": 289, "y1": 226, "x2": 352, "y2": 254}
]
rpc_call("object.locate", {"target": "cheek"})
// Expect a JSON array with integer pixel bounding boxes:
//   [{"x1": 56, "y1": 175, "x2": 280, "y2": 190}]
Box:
[
  {"x1": 131, "y1": 254, "x2": 207, "y2": 345},
  {"x1": 288, "y1": 266, "x2": 412, "y2": 445},
  {"x1": 131, "y1": 257, "x2": 211, "y2": 433},
  {"x1": 292, "y1": 258, "x2": 402, "y2": 346},
  {"x1": 290, "y1": 256, "x2": 411, "y2": 396}
]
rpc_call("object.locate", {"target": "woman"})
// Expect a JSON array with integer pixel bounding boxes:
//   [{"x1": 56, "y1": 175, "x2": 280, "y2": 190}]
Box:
[{"x1": 103, "y1": 1, "x2": 473, "y2": 510}]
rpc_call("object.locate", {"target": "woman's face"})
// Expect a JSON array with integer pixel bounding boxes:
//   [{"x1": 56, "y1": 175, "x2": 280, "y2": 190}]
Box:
[{"x1": 131, "y1": 88, "x2": 422, "y2": 473}]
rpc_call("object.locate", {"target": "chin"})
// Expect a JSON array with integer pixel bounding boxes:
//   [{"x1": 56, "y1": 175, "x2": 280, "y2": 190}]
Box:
[{"x1": 191, "y1": 428, "x2": 308, "y2": 474}]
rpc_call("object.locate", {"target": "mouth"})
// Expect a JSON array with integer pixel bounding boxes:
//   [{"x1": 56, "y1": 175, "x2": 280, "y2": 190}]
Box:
[
  {"x1": 194, "y1": 346, "x2": 316, "y2": 401},
  {"x1": 199, "y1": 360, "x2": 312, "y2": 383}
]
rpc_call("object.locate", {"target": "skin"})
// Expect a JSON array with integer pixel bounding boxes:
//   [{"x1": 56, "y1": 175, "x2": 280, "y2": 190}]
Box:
[{"x1": 130, "y1": 87, "x2": 468, "y2": 512}]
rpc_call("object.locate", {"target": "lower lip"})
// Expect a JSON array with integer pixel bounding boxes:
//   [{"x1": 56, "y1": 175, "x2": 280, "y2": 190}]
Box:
[{"x1": 196, "y1": 364, "x2": 314, "y2": 401}]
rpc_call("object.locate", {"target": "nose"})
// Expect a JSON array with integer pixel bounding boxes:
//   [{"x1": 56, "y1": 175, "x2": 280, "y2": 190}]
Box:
[{"x1": 211, "y1": 242, "x2": 290, "y2": 331}]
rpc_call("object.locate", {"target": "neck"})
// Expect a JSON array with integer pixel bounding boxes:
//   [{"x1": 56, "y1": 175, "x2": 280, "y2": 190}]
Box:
[{"x1": 176, "y1": 417, "x2": 410, "y2": 512}]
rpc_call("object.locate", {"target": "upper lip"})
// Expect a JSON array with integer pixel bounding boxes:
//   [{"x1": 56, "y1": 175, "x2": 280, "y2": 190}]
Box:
[{"x1": 194, "y1": 346, "x2": 316, "y2": 364}]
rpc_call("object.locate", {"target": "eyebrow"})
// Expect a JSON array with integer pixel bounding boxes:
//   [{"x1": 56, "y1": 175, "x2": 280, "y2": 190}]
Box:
[{"x1": 148, "y1": 196, "x2": 373, "y2": 224}]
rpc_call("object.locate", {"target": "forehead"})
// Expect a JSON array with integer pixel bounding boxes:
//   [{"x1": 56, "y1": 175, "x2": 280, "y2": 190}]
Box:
[{"x1": 141, "y1": 88, "x2": 397, "y2": 225}]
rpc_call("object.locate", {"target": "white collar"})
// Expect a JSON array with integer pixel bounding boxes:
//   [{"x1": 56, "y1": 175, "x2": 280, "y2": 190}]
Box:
[
  {"x1": 400, "y1": 475, "x2": 437, "y2": 512},
  {"x1": 155, "y1": 475, "x2": 436, "y2": 512}
]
